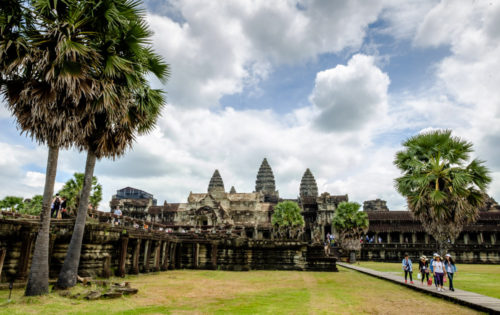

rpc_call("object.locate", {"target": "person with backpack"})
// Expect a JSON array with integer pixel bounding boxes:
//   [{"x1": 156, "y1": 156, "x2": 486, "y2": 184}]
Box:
[
  {"x1": 444, "y1": 254, "x2": 457, "y2": 291},
  {"x1": 418, "y1": 255, "x2": 430, "y2": 285},
  {"x1": 402, "y1": 253, "x2": 414, "y2": 284},
  {"x1": 51, "y1": 194, "x2": 61, "y2": 218}
]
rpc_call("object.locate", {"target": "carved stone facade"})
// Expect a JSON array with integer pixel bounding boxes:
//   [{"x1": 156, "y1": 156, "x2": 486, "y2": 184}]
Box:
[
  {"x1": 111, "y1": 159, "x2": 347, "y2": 242},
  {"x1": 109, "y1": 159, "x2": 500, "y2": 259},
  {"x1": 363, "y1": 199, "x2": 389, "y2": 212}
]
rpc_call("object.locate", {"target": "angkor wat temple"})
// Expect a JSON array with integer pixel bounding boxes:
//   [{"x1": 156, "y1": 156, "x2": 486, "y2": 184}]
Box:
[
  {"x1": 111, "y1": 158, "x2": 500, "y2": 263},
  {"x1": 1, "y1": 159, "x2": 499, "y2": 285}
]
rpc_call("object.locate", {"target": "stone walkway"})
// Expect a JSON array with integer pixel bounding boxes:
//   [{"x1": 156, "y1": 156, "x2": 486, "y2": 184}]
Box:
[{"x1": 337, "y1": 262, "x2": 500, "y2": 314}]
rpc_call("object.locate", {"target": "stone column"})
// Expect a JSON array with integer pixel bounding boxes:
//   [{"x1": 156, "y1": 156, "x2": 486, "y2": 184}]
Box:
[
  {"x1": 143, "y1": 240, "x2": 151, "y2": 273},
  {"x1": 48, "y1": 233, "x2": 57, "y2": 270},
  {"x1": 102, "y1": 255, "x2": 111, "y2": 278},
  {"x1": 412, "y1": 232, "x2": 417, "y2": 244},
  {"x1": 118, "y1": 237, "x2": 129, "y2": 277},
  {"x1": 478, "y1": 232, "x2": 484, "y2": 245},
  {"x1": 0, "y1": 248, "x2": 6, "y2": 280},
  {"x1": 170, "y1": 243, "x2": 177, "y2": 270},
  {"x1": 161, "y1": 241, "x2": 169, "y2": 271},
  {"x1": 153, "y1": 241, "x2": 161, "y2": 271},
  {"x1": 425, "y1": 234, "x2": 429, "y2": 244},
  {"x1": 464, "y1": 233, "x2": 469, "y2": 245},
  {"x1": 399, "y1": 233, "x2": 404, "y2": 244},
  {"x1": 193, "y1": 243, "x2": 199, "y2": 269},
  {"x1": 17, "y1": 232, "x2": 35, "y2": 280},
  {"x1": 387, "y1": 233, "x2": 391, "y2": 244},
  {"x1": 491, "y1": 233, "x2": 496, "y2": 245},
  {"x1": 211, "y1": 243, "x2": 218, "y2": 269},
  {"x1": 131, "y1": 239, "x2": 141, "y2": 274}
]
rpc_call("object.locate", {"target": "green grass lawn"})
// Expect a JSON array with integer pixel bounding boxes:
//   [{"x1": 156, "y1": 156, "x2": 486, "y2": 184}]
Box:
[
  {"x1": 0, "y1": 269, "x2": 482, "y2": 315},
  {"x1": 358, "y1": 261, "x2": 500, "y2": 299}
]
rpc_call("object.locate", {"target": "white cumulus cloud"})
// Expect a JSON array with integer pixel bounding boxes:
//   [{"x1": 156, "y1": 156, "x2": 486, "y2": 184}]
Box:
[{"x1": 310, "y1": 54, "x2": 390, "y2": 132}]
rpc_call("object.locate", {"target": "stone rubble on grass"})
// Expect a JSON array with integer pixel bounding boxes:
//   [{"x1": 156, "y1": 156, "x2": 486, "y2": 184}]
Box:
[{"x1": 72, "y1": 278, "x2": 139, "y2": 300}]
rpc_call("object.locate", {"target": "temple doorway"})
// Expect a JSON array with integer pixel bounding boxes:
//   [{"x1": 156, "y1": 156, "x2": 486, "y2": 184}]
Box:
[{"x1": 324, "y1": 225, "x2": 331, "y2": 239}]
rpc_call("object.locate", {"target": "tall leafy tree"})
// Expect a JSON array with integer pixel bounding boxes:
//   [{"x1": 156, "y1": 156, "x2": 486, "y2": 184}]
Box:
[
  {"x1": 58, "y1": 173, "x2": 102, "y2": 213},
  {"x1": 332, "y1": 201, "x2": 368, "y2": 263},
  {"x1": 0, "y1": 0, "x2": 101, "y2": 296},
  {"x1": 21, "y1": 195, "x2": 43, "y2": 215},
  {"x1": 56, "y1": 0, "x2": 168, "y2": 289},
  {"x1": 0, "y1": 196, "x2": 24, "y2": 211},
  {"x1": 271, "y1": 201, "x2": 305, "y2": 239},
  {"x1": 394, "y1": 130, "x2": 491, "y2": 253}
]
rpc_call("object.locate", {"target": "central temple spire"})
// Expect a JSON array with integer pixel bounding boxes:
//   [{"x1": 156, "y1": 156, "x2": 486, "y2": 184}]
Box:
[
  {"x1": 208, "y1": 169, "x2": 225, "y2": 193},
  {"x1": 300, "y1": 168, "x2": 318, "y2": 198},
  {"x1": 255, "y1": 158, "x2": 279, "y2": 201}
]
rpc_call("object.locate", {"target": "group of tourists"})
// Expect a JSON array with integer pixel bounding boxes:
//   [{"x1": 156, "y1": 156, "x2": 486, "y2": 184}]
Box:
[
  {"x1": 50, "y1": 193, "x2": 69, "y2": 219},
  {"x1": 402, "y1": 253, "x2": 457, "y2": 292},
  {"x1": 324, "y1": 233, "x2": 336, "y2": 255}
]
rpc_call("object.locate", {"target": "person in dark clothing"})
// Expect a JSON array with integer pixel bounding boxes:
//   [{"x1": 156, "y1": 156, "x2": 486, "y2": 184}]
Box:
[
  {"x1": 60, "y1": 197, "x2": 69, "y2": 218},
  {"x1": 444, "y1": 254, "x2": 457, "y2": 292},
  {"x1": 418, "y1": 255, "x2": 430, "y2": 285},
  {"x1": 51, "y1": 194, "x2": 61, "y2": 218}
]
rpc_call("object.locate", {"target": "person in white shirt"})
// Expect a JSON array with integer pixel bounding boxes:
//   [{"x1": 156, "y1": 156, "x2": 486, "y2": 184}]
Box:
[
  {"x1": 114, "y1": 207, "x2": 122, "y2": 225},
  {"x1": 432, "y1": 254, "x2": 446, "y2": 291}
]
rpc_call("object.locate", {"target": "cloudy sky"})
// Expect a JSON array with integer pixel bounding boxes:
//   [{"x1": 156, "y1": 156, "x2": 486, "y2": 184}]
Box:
[{"x1": 1, "y1": 0, "x2": 500, "y2": 211}]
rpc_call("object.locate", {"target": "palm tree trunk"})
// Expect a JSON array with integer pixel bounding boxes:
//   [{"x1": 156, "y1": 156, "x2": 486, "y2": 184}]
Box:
[
  {"x1": 25, "y1": 145, "x2": 59, "y2": 296},
  {"x1": 56, "y1": 150, "x2": 96, "y2": 289}
]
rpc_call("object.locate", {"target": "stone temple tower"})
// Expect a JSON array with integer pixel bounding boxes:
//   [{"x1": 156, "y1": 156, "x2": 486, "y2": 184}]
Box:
[
  {"x1": 208, "y1": 169, "x2": 225, "y2": 194},
  {"x1": 300, "y1": 168, "x2": 318, "y2": 199},
  {"x1": 255, "y1": 158, "x2": 279, "y2": 202}
]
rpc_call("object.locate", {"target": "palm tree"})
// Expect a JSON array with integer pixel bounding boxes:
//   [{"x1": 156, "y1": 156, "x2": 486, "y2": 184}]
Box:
[
  {"x1": 55, "y1": 0, "x2": 168, "y2": 289},
  {"x1": 1, "y1": 0, "x2": 101, "y2": 296},
  {"x1": 332, "y1": 201, "x2": 369, "y2": 263},
  {"x1": 58, "y1": 173, "x2": 103, "y2": 213},
  {"x1": 394, "y1": 130, "x2": 491, "y2": 253}
]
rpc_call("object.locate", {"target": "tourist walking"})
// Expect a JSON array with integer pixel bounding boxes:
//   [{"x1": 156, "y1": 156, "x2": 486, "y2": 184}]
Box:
[
  {"x1": 444, "y1": 254, "x2": 457, "y2": 292},
  {"x1": 432, "y1": 254, "x2": 446, "y2": 291},
  {"x1": 51, "y1": 193, "x2": 61, "y2": 218},
  {"x1": 324, "y1": 235, "x2": 331, "y2": 256},
  {"x1": 402, "y1": 253, "x2": 414, "y2": 284},
  {"x1": 429, "y1": 253, "x2": 438, "y2": 288},
  {"x1": 418, "y1": 255, "x2": 430, "y2": 285}
]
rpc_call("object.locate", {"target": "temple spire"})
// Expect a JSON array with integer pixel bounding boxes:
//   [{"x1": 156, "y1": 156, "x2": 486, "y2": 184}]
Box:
[
  {"x1": 300, "y1": 168, "x2": 318, "y2": 198},
  {"x1": 255, "y1": 158, "x2": 276, "y2": 193},
  {"x1": 230, "y1": 186, "x2": 236, "y2": 194},
  {"x1": 208, "y1": 169, "x2": 225, "y2": 193},
  {"x1": 255, "y1": 158, "x2": 279, "y2": 201}
]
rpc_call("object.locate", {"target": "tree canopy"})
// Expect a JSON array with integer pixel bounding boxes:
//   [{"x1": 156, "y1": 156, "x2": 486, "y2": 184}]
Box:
[
  {"x1": 58, "y1": 173, "x2": 102, "y2": 213},
  {"x1": 332, "y1": 201, "x2": 368, "y2": 253},
  {"x1": 0, "y1": 195, "x2": 43, "y2": 215},
  {"x1": 394, "y1": 130, "x2": 491, "y2": 252},
  {"x1": 271, "y1": 201, "x2": 305, "y2": 239},
  {"x1": 21, "y1": 195, "x2": 43, "y2": 215},
  {"x1": 0, "y1": 196, "x2": 24, "y2": 211}
]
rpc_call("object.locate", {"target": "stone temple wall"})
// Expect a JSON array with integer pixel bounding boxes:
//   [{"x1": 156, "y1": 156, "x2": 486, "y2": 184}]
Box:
[{"x1": 0, "y1": 212, "x2": 336, "y2": 284}]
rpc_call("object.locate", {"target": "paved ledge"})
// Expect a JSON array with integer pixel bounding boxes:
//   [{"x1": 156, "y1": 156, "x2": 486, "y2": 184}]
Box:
[{"x1": 337, "y1": 262, "x2": 500, "y2": 314}]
